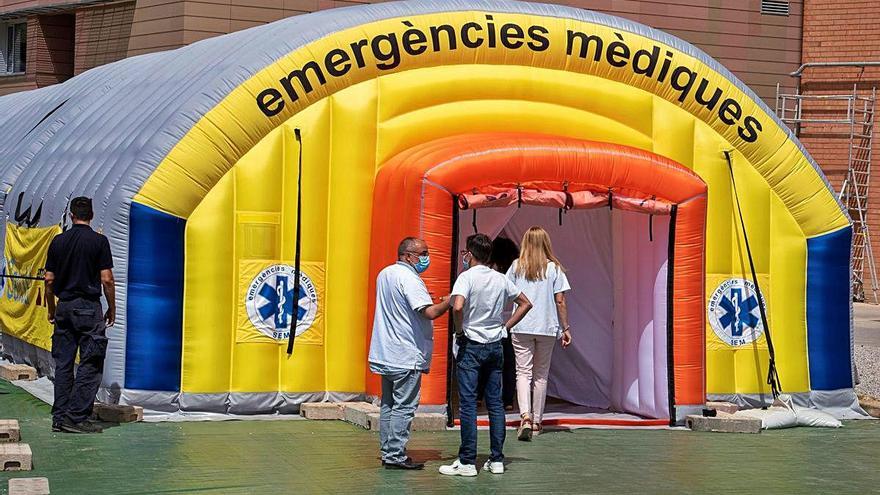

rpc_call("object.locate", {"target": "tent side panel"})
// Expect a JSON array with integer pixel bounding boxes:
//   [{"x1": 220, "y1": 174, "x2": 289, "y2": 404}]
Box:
[
  {"x1": 125, "y1": 203, "x2": 185, "y2": 391},
  {"x1": 806, "y1": 226, "x2": 854, "y2": 391}
]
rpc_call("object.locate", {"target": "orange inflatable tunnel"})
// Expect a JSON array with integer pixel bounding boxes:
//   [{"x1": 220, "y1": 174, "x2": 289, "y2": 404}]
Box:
[{"x1": 367, "y1": 133, "x2": 707, "y2": 424}]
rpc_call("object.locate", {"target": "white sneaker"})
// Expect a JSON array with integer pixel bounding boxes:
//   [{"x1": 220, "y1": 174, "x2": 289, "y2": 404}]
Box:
[
  {"x1": 438, "y1": 459, "x2": 478, "y2": 477},
  {"x1": 482, "y1": 460, "x2": 504, "y2": 474}
]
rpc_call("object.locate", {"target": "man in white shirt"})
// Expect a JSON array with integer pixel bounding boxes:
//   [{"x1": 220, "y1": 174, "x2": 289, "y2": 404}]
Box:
[
  {"x1": 368, "y1": 237, "x2": 450, "y2": 470},
  {"x1": 439, "y1": 234, "x2": 532, "y2": 477}
]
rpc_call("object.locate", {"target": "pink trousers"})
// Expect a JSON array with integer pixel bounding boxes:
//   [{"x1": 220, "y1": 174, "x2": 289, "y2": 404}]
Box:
[{"x1": 511, "y1": 333, "x2": 557, "y2": 424}]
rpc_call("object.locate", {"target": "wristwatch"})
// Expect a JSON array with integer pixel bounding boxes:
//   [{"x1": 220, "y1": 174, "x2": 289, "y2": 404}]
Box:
[{"x1": 562, "y1": 326, "x2": 571, "y2": 332}]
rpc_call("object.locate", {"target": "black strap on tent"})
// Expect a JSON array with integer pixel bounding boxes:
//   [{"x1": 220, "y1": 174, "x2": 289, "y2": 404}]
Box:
[
  {"x1": 471, "y1": 189, "x2": 478, "y2": 233},
  {"x1": 286, "y1": 128, "x2": 304, "y2": 356},
  {"x1": 724, "y1": 150, "x2": 782, "y2": 399},
  {"x1": 0, "y1": 274, "x2": 43, "y2": 281},
  {"x1": 665, "y1": 205, "x2": 678, "y2": 425},
  {"x1": 517, "y1": 185, "x2": 523, "y2": 208},
  {"x1": 446, "y1": 196, "x2": 461, "y2": 427},
  {"x1": 648, "y1": 196, "x2": 656, "y2": 242},
  {"x1": 559, "y1": 181, "x2": 570, "y2": 226},
  {"x1": 608, "y1": 188, "x2": 613, "y2": 210}
]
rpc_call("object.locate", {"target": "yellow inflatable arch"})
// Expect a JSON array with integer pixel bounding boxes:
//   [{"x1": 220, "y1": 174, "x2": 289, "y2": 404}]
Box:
[{"x1": 0, "y1": 0, "x2": 859, "y2": 421}]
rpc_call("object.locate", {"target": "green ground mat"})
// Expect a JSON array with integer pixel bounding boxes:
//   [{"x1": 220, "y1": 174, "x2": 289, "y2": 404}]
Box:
[{"x1": 2, "y1": 380, "x2": 879, "y2": 494}]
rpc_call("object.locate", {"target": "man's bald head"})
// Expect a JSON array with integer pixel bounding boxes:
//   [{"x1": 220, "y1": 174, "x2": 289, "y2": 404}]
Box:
[{"x1": 398, "y1": 237, "x2": 427, "y2": 259}]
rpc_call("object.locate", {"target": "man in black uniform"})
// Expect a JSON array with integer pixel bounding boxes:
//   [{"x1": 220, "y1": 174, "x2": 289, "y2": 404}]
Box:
[{"x1": 44, "y1": 197, "x2": 116, "y2": 434}]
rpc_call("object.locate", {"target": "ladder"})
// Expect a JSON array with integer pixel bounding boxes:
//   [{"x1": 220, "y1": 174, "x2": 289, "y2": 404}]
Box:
[
  {"x1": 840, "y1": 87, "x2": 878, "y2": 303},
  {"x1": 776, "y1": 84, "x2": 880, "y2": 303}
]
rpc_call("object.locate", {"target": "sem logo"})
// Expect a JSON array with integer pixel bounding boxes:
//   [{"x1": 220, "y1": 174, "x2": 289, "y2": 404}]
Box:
[
  {"x1": 245, "y1": 264, "x2": 318, "y2": 341},
  {"x1": 707, "y1": 278, "x2": 766, "y2": 347}
]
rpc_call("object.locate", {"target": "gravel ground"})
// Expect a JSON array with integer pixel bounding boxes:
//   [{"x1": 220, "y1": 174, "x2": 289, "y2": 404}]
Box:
[{"x1": 855, "y1": 344, "x2": 880, "y2": 398}]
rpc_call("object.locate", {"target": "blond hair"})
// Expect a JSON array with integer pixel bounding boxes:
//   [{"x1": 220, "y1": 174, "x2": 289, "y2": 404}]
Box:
[{"x1": 515, "y1": 226, "x2": 564, "y2": 281}]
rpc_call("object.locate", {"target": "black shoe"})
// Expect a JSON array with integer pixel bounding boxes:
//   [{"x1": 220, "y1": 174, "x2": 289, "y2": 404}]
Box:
[
  {"x1": 382, "y1": 456, "x2": 414, "y2": 467},
  {"x1": 60, "y1": 421, "x2": 103, "y2": 434},
  {"x1": 52, "y1": 421, "x2": 63, "y2": 432},
  {"x1": 384, "y1": 459, "x2": 424, "y2": 470}
]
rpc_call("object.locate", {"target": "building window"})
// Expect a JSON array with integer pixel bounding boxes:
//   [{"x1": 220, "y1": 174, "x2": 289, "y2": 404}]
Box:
[
  {"x1": 0, "y1": 20, "x2": 27, "y2": 75},
  {"x1": 760, "y1": 0, "x2": 790, "y2": 16}
]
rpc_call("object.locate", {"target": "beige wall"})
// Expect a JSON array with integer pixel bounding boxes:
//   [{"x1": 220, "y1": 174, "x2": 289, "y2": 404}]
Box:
[
  {"x1": 126, "y1": 0, "x2": 184, "y2": 55},
  {"x1": 75, "y1": 1, "x2": 135, "y2": 74},
  {"x1": 126, "y1": 0, "x2": 375, "y2": 55}
]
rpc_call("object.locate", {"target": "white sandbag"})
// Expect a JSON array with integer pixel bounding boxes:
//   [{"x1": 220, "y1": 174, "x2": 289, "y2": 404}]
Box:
[
  {"x1": 775, "y1": 393, "x2": 842, "y2": 428},
  {"x1": 793, "y1": 407, "x2": 842, "y2": 428},
  {"x1": 734, "y1": 407, "x2": 798, "y2": 429}
]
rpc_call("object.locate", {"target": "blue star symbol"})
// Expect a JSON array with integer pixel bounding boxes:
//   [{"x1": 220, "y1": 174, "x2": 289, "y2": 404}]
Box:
[
  {"x1": 257, "y1": 275, "x2": 307, "y2": 329},
  {"x1": 719, "y1": 287, "x2": 759, "y2": 337}
]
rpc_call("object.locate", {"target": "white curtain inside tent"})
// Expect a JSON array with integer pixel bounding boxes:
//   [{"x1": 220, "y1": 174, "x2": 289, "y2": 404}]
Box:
[{"x1": 457, "y1": 205, "x2": 670, "y2": 419}]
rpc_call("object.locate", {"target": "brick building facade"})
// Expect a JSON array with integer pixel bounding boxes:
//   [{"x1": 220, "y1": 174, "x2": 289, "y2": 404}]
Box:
[{"x1": 799, "y1": 0, "x2": 880, "y2": 301}]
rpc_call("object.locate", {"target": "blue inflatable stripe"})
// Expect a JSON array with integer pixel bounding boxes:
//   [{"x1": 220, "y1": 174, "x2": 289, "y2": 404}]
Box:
[
  {"x1": 806, "y1": 226, "x2": 853, "y2": 391},
  {"x1": 125, "y1": 202, "x2": 185, "y2": 391}
]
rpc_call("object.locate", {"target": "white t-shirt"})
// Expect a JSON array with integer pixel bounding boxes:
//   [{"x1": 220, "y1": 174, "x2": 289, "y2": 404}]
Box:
[
  {"x1": 368, "y1": 262, "x2": 435, "y2": 371},
  {"x1": 506, "y1": 260, "x2": 571, "y2": 337},
  {"x1": 451, "y1": 264, "x2": 522, "y2": 343}
]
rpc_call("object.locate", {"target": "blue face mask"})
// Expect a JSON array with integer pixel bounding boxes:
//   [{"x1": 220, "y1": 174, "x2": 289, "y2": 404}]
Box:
[
  {"x1": 414, "y1": 255, "x2": 430, "y2": 273},
  {"x1": 462, "y1": 254, "x2": 471, "y2": 270}
]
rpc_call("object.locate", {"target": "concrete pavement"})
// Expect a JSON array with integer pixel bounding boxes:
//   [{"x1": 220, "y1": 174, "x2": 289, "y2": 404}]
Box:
[{"x1": 854, "y1": 303, "x2": 880, "y2": 347}]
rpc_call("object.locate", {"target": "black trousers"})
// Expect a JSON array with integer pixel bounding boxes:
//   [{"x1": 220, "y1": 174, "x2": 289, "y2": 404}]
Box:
[{"x1": 51, "y1": 298, "x2": 107, "y2": 424}]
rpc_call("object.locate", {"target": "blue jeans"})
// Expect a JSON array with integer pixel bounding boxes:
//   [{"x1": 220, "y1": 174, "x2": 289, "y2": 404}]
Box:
[
  {"x1": 457, "y1": 338, "x2": 505, "y2": 465},
  {"x1": 378, "y1": 368, "x2": 422, "y2": 464}
]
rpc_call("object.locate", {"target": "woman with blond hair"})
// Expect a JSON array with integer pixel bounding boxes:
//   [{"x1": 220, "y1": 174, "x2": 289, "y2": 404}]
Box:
[{"x1": 506, "y1": 226, "x2": 571, "y2": 441}]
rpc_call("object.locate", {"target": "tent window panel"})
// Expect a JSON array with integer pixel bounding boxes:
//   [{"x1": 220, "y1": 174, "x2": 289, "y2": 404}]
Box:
[{"x1": 238, "y1": 223, "x2": 279, "y2": 260}]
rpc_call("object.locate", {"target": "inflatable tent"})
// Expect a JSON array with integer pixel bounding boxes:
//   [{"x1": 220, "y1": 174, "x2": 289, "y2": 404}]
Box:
[{"x1": 0, "y1": 0, "x2": 862, "y2": 423}]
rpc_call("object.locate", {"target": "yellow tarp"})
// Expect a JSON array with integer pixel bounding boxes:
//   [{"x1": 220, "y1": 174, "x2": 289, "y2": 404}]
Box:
[{"x1": 0, "y1": 223, "x2": 61, "y2": 351}]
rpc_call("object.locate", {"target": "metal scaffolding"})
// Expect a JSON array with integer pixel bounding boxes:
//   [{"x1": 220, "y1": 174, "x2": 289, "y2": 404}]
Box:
[{"x1": 776, "y1": 83, "x2": 879, "y2": 303}]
